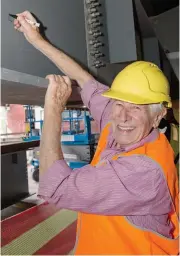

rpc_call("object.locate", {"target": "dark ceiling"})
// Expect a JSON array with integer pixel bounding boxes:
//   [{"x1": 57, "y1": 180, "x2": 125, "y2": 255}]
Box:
[{"x1": 140, "y1": 0, "x2": 179, "y2": 16}]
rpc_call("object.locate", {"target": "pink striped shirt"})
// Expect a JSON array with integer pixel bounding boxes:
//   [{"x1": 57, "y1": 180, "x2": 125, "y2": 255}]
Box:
[{"x1": 38, "y1": 79, "x2": 173, "y2": 238}]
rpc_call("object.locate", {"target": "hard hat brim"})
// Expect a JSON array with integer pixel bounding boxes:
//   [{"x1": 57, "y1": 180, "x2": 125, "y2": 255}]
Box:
[{"x1": 102, "y1": 89, "x2": 171, "y2": 107}]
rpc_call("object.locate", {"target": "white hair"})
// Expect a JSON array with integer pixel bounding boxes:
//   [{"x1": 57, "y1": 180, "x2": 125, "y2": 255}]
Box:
[{"x1": 149, "y1": 103, "x2": 165, "y2": 116}]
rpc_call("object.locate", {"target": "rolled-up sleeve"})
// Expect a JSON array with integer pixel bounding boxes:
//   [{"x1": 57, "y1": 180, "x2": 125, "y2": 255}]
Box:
[
  {"x1": 80, "y1": 79, "x2": 114, "y2": 131},
  {"x1": 38, "y1": 155, "x2": 172, "y2": 216}
]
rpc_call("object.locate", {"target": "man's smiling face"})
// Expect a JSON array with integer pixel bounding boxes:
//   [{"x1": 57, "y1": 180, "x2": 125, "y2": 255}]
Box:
[{"x1": 111, "y1": 100, "x2": 165, "y2": 147}]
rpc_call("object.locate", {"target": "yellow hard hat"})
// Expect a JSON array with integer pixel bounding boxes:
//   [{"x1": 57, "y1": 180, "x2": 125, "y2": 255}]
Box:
[{"x1": 102, "y1": 61, "x2": 172, "y2": 108}]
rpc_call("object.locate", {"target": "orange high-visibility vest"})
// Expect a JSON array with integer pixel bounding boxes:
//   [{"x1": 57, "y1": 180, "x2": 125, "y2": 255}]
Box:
[{"x1": 75, "y1": 124, "x2": 179, "y2": 255}]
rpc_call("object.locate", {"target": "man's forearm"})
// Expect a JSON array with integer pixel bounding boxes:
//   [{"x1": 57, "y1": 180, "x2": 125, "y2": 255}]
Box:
[
  {"x1": 33, "y1": 38, "x2": 93, "y2": 88},
  {"x1": 39, "y1": 106, "x2": 63, "y2": 175}
]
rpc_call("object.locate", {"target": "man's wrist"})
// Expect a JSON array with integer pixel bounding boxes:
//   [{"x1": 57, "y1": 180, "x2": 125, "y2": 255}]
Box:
[
  {"x1": 43, "y1": 107, "x2": 62, "y2": 135},
  {"x1": 33, "y1": 36, "x2": 47, "y2": 50},
  {"x1": 44, "y1": 102, "x2": 64, "y2": 115}
]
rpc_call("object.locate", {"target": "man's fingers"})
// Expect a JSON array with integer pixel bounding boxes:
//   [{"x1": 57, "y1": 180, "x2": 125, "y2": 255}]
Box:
[
  {"x1": 14, "y1": 25, "x2": 24, "y2": 33},
  {"x1": 14, "y1": 19, "x2": 19, "y2": 26},
  {"x1": 46, "y1": 75, "x2": 58, "y2": 87},
  {"x1": 56, "y1": 75, "x2": 68, "y2": 87},
  {"x1": 15, "y1": 23, "x2": 21, "y2": 28},
  {"x1": 46, "y1": 74, "x2": 56, "y2": 82},
  {"x1": 57, "y1": 76, "x2": 69, "y2": 91},
  {"x1": 45, "y1": 74, "x2": 72, "y2": 107},
  {"x1": 14, "y1": 19, "x2": 21, "y2": 31},
  {"x1": 55, "y1": 75, "x2": 60, "y2": 83},
  {"x1": 14, "y1": 23, "x2": 21, "y2": 29},
  {"x1": 61, "y1": 76, "x2": 72, "y2": 96},
  {"x1": 17, "y1": 16, "x2": 33, "y2": 31},
  {"x1": 17, "y1": 11, "x2": 37, "y2": 22},
  {"x1": 62, "y1": 76, "x2": 71, "y2": 87},
  {"x1": 46, "y1": 75, "x2": 71, "y2": 86},
  {"x1": 46, "y1": 75, "x2": 71, "y2": 95}
]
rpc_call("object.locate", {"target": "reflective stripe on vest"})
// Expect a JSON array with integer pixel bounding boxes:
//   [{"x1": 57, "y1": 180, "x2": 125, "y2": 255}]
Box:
[{"x1": 75, "y1": 124, "x2": 179, "y2": 255}]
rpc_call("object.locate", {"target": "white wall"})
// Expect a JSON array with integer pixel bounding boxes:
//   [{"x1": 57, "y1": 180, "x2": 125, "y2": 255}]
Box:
[
  {"x1": 34, "y1": 107, "x2": 44, "y2": 130},
  {"x1": 0, "y1": 106, "x2": 8, "y2": 134}
]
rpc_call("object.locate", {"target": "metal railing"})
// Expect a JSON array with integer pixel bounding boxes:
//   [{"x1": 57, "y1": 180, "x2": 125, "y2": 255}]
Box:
[{"x1": 1, "y1": 132, "x2": 25, "y2": 145}]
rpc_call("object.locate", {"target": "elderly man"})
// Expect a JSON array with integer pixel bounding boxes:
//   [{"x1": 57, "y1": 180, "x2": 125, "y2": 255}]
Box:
[{"x1": 14, "y1": 11, "x2": 179, "y2": 255}]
